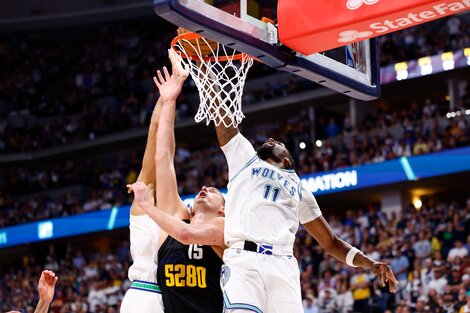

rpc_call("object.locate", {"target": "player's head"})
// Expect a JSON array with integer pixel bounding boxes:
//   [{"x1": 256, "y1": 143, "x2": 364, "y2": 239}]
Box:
[
  {"x1": 193, "y1": 186, "x2": 225, "y2": 216},
  {"x1": 257, "y1": 138, "x2": 295, "y2": 170}
]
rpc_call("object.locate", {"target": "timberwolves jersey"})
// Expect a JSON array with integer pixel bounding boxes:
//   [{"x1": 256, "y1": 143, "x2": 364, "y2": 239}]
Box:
[
  {"x1": 157, "y1": 222, "x2": 223, "y2": 313},
  {"x1": 220, "y1": 133, "x2": 322, "y2": 248}
]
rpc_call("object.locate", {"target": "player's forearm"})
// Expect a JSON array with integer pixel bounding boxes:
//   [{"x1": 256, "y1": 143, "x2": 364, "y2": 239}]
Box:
[
  {"x1": 303, "y1": 217, "x2": 374, "y2": 269},
  {"x1": 34, "y1": 299, "x2": 50, "y2": 313},
  {"x1": 139, "y1": 98, "x2": 163, "y2": 184},
  {"x1": 155, "y1": 99, "x2": 177, "y2": 162},
  {"x1": 145, "y1": 202, "x2": 193, "y2": 244},
  {"x1": 215, "y1": 123, "x2": 239, "y2": 147},
  {"x1": 329, "y1": 237, "x2": 375, "y2": 269}
]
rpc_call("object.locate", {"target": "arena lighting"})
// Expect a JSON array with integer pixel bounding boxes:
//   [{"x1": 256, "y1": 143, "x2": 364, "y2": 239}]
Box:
[
  {"x1": 446, "y1": 109, "x2": 470, "y2": 118},
  {"x1": 413, "y1": 198, "x2": 423, "y2": 210},
  {"x1": 315, "y1": 140, "x2": 323, "y2": 148},
  {"x1": 382, "y1": 47, "x2": 470, "y2": 84},
  {"x1": 299, "y1": 142, "x2": 306, "y2": 150}
]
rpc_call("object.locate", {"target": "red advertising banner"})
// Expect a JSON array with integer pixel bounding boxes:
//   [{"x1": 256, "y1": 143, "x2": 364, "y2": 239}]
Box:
[{"x1": 278, "y1": 0, "x2": 470, "y2": 54}]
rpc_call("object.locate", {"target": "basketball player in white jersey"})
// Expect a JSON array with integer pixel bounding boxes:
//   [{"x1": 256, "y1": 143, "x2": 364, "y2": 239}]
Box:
[
  {"x1": 127, "y1": 49, "x2": 225, "y2": 313},
  {"x1": 121, "y1": 50, "x2": 192, "y2": 312},
  {"x1": 120, "y1": 90, "x2": 164, "y2": 312},
  {"x1": 127, "y1": 49, "x2": 225, "y2": 255},
  {"x1": 213, "y1": 117, "x2": 399, "y2": 312}
]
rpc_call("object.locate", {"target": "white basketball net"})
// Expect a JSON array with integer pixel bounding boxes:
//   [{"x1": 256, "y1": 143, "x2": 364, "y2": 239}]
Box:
[{"x1": 173, "y1": 36, "x2": 253, "y2": 128}]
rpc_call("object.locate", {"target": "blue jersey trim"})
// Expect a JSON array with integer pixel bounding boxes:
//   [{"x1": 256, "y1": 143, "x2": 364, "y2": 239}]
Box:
[
  {"x1": 223, "y1": 292, "x2": 263, "y2": 313},
  {"x1": 229, "y1": 154, "x2": 259, "y2": 183}
]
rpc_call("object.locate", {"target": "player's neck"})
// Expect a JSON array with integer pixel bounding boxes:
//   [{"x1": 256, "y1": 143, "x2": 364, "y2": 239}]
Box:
[
  {"x1": 191, "y1": 211, "x2": 217, "y2": 224},
  {"x1": 265, "y1": 159, "x2": 288, "y2": 171}
]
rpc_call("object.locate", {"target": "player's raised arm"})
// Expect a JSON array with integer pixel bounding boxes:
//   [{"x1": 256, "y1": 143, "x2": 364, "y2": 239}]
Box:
[
  {"x1": 128, "y1": 182, "x2": 225, "y2": 247},
  {"x1": 137, "y1": 97, "x2": 163, "y2": 185},
  {"x1": 130, "y1": 97, "x2": 162, "y2": 216},
  {"x1": 153, "y1": 49, "x2": 189, "y2": 217}
]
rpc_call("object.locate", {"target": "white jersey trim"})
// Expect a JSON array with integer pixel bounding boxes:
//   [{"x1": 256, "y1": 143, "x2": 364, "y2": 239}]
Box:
[{"x1": 230, "y1": 154, "x2": 259, "y2": 183}]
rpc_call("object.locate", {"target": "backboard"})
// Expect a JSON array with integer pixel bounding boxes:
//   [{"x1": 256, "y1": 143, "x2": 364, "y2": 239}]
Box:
[{"x1": 154, "y1": 0, "x2": 381, "y2": 100}]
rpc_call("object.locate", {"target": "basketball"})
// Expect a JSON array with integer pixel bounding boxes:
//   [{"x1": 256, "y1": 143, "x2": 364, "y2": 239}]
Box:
[{"x1": 177, "y1": 27, "x2": 218, "y2": 57}]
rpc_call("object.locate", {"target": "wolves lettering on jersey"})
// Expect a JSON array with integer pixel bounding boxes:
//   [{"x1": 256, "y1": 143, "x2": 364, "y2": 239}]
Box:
[
  {"x1": 222, "y1": 133, "x2": 322, "y2": 247},
  {"x1": 251, "y1": 167, "x2": 298, "y2": 197}
]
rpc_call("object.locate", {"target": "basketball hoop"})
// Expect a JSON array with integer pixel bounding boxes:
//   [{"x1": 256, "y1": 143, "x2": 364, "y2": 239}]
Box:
[{"x1": 171, "y1": 30, "x2": 253, "y2": 128}]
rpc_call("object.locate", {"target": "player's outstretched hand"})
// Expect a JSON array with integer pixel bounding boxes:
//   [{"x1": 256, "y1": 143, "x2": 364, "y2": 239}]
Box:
[
  {"x1": 127, "y1": 182, "x2": 153, "y2": 214},
  {"x1": 168, "y1": 48, "x2": 189, "y2": 82},
  {"x1": 371, "y1": 262, "x2": 399, "y2": 293},
  {"x1": 153, "y1": 49, "x2": 189, "y2": 102},
  {"x1": 38, "y1": 270, "x2": 58, "y2": 304}
]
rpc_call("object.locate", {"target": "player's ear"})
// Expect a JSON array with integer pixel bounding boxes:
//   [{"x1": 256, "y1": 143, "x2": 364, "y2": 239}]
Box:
[
  {"x1": 282, "y1": 157, "x2": 292, "y2": 169},
  {"x1": 218, "y1": 207, "x2": 225, "y2": 217}
]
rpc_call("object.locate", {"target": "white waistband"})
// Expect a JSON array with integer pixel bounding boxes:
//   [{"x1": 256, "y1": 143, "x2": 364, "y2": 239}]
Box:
[{"x1": 229, "y1": 241, "x2": 293, "y2": 256}]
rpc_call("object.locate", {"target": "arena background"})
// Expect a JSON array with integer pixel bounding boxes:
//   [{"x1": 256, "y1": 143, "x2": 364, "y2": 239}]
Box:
[{"x1": 0, "y1": 1, "x2": 469, "y2": 312}]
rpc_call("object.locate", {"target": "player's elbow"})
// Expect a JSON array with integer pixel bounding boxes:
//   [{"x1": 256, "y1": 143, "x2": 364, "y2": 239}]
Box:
[{"x1": 322, "y1": 234, "x2": 341, "y2": 253}]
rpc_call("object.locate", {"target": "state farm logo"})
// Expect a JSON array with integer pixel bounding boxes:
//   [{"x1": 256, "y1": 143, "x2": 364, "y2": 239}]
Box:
[
  {"x1": 338, "y1": 30, "x2": 373, "y2": 43},
  {"x1": 339, "y1": 0, "x2": 470, "y2": 43},
  {"x1": 347, "y1": 0, "x2": 380, "y2": 10}
]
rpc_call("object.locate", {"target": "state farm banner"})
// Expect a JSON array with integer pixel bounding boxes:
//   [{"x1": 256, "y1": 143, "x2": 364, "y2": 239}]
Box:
[{"x1": 278, "y1": 0, "x2": 470, "y2": 55}]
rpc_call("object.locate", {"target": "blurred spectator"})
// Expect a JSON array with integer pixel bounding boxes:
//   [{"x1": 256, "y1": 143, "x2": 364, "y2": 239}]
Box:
[
  {"x1": 303, "y1": 295, "x2": 319, "y2": 313},
  {"x1": 413, "y1": 232, "x2": 432, "y2": 261},
  {"x1": 391, "y1": 248, "x2": 410, "y2": 302},
  {"x1": 448, "y1": 240, "x2": 469, "y2": 262},
  {"x1": 350, "y1": 268, "x2": 371, "y2": 312},
  {"x1": 317, "y1": 288, "x2": 337, "y2": 313},
  {"x1": 428, "y1": 266, "x2": 448, "y2": 296}
]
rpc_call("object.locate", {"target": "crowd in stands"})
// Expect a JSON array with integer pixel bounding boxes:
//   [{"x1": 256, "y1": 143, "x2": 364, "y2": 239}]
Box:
[
  {"x1": 380, "y1": 14, "x2": 470, "y2": 66},
  {"x1": 0, "y1": 196, "x2": 469, "y2": 313},
  {"x1": 296, "y1": 196, "x2": 470, "y2": 313},
  {"x1": 1, "y1": 11, "x2": 470, "y2": 312},
  {"x1": 1, "y1": 14, "x2": 469, "y2": 154},
  {"x1": 1, "y1": 95, "x2": 470, "y2": 228},
  {"x1": 0, "y1": 240, "x2": 131, "y2": 313}
]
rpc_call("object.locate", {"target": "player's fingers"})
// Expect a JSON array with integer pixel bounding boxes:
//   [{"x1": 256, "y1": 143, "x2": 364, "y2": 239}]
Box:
[
  {"x1": 157, "y1": 70, "x2": 165, "y2": 85},
  {"x1": 183, "y1": 62, "x2": 189, "y2": 74},
  {"x1": 163, "y1": 66, "x2": 171, "y2": 81},
  {"x1": 126, "y1": 184, "x2": 134, "y2": 193},
  {"x1": 153, "y1": 76, "x2": 161, "y2": 88},
  {"x1": 380, "y1": 266, "x2": 386, "y2": 286},
  {"x1": 168, "y1": 49, "x2": 176, "y2": 63},
  {"x1": 389, "y1": 279, "x2": 397, "y2": 293}
]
